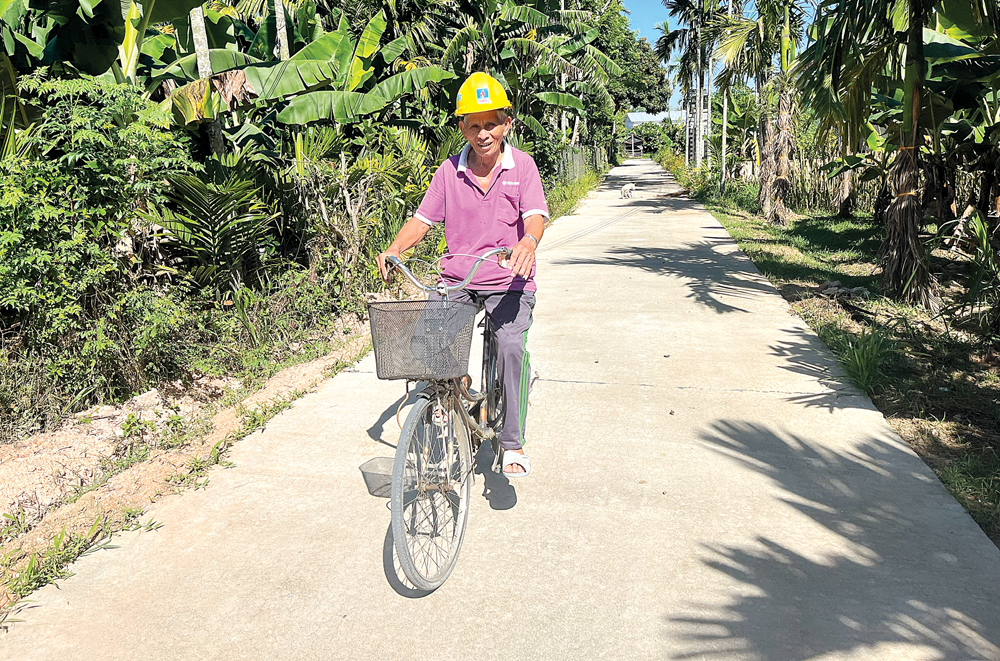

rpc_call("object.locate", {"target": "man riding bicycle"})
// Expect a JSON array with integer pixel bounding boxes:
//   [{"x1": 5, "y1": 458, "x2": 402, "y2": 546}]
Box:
[{"x1": 377, "y1": 72, "x2": 548, "y2": 478}]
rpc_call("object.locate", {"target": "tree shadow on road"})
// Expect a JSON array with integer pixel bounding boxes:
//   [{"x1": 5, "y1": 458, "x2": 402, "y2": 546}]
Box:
[
  {"x1": 665, "y1": 419, "x2": 1000, "y2": 660},
  {"x1": 768, "y1": 327, "x2": 876, "y2": 413},
  {"x1": 552, "y1": 242, "x2": 775, "y2": 314}
]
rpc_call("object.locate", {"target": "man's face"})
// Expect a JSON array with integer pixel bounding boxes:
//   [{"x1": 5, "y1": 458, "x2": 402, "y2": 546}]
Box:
[{"x1": 459, "y1": 110, "x2": 513, "y2": 162}]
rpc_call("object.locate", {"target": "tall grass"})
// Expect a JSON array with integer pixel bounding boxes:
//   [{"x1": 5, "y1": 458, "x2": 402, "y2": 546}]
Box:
[{"x1": 547, "y1": 170, "x2": 602, "y2": 220}]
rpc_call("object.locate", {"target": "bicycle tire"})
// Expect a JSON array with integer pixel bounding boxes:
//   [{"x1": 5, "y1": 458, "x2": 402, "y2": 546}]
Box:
[
  {"x1": 391, "y1": 392, "x2": 472, "y2": 591},
  {"x1": 482, "y1": 319, "x2": 506, "y2": 435}
]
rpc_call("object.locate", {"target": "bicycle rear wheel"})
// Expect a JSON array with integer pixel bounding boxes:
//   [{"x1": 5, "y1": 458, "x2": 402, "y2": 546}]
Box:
[
  {"x1": 481, "y1": 320, "x2": 506, "y2": 435},
  {"x1": 391, "y1": 391, "x2": 472, "y2": 591}
]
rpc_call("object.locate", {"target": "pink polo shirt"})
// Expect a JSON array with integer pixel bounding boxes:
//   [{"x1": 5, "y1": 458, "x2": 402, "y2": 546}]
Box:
[{"x1": 414, "y1": 143, "x2": 549, "y2": 292}]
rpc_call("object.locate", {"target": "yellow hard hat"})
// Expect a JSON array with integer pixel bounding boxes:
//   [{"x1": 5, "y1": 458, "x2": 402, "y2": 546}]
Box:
[{"x1": 455, "y1": 72, "x2": 511, "y2": 117}]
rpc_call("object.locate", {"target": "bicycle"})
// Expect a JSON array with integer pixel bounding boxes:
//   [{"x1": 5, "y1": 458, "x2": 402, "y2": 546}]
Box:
[{"x1": 368, "y1": 247, "x2": 512, "y2": 591}]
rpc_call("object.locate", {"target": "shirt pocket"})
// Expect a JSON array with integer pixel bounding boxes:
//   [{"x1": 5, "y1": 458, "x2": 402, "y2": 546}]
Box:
[{"x1": 497, "y1": 191, "x2": 521, "y2": 225}]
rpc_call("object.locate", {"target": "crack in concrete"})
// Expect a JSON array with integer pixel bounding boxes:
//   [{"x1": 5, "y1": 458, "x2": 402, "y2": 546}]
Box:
[{"x1": 537, "y1": 377, "x2": 856, "y2": 397}]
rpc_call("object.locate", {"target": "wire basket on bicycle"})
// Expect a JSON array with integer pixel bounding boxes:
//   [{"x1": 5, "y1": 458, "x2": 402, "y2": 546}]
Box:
[{"x1": 368, "y1": 299, "x2": 478, "y2": 381}]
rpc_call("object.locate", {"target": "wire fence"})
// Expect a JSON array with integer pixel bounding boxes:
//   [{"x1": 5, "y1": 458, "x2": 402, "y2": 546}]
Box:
[{"x1": 553, "y1": 145, "x2": 609, "y2": 183}]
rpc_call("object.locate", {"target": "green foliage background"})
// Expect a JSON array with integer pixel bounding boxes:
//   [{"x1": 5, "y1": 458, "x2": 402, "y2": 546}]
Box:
[{"x1": 0, "y1": 0, "x2": 669, "y2": 441}]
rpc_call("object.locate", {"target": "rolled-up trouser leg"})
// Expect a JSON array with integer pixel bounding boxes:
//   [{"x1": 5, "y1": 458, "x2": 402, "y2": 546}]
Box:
[{"x1": 478, "y1": 290, "x2": 535, "y2": 451}]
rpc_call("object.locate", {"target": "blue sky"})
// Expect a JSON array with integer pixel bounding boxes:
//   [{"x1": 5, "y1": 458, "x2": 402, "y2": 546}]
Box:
[
  {"x1": 622, "y1": 0, "x2": 669, "y2": 47},
  {"x1": 622, "y1": 0, "x2": 682, "y2": 111}
]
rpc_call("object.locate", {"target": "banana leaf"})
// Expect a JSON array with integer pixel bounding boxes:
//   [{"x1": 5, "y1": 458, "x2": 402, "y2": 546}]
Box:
[
  {"x1": 923, "y1": 28, "x2": 978, "y2": 63},
  {"x1": 380, "y1": 36, "x2": 407, "y2": 64},
  {"x1": 203, "y1": 9, "x2": 239, "y2": 51},
  {"x1": 276, "y1": 90, "x2": 389, "y2": 124},
  {"x1": 151, "y1": 49, "x2": 261, "y2": 84},
  {"x1": 367, "y1": 66, "x2": 454, "y2": 100},
  {"x1": 141, "y1": 32, "x2": 177, "y2": 63},
  {"x1": 241, "y1": 59, "x2": 339, "y2": 100},
  {"x1": 144, "y1": 0, "x2": 206, "y2": 24},
  {"x1": 935, "y1": 1, "x2": 991, "y2": 43},
  {"x1": 520, "y1": 114, "x2": 546, "y2": 136},
  {"x1": 330, "y1": 13, "x2": 355, "y2": 85},
  {"x1": 289, "y1": 28, "x2": 351, "y2": 62},
  {"x1": 932, "y1": 56, "x2": 1000, "y2": 83},
  {"x1": 500, "y1": 3, "x2": 551, "y2": 27},
  {"x1": 554, "y1": 28, "x2": 597, "y2": 57},
  {"x1": 248, "y1": 13, "x2": 276, "y2": 60},
  {"x1": 344, "y1": 11, "x2": 386, "y2": 91},
  {"x1": 535, "y1": 91, "x2": 583, "y2": 111}
]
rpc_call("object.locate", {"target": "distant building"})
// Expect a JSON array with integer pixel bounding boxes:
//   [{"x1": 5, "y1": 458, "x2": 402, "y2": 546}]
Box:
[{"x1": 624, "y1": 111, "x2": 676, "y2": 129}]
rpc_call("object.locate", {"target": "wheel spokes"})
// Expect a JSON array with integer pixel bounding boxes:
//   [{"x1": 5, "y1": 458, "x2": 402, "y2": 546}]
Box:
[{"x1": 395, "y1": 396, "x2": 470, "y2": 584}]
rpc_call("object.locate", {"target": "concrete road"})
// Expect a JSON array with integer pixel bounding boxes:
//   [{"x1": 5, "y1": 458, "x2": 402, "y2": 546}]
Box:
[{"x1": 3, "y1": 160, "x2": 999, "y2": 661}]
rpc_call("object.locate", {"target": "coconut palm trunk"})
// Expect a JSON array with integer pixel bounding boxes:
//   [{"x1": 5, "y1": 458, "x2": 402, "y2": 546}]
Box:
[
  {"x1": 720, "y1": 0, "x2": 734, "y2": 193},
  {"x1": 836, "y1": 169, "x2": 854, "y2": 217},
  {"x1": 879, "y1": 0, "x2": 937, "y2": 308},
  {"x1": 190, "y1": 5, "x2": 224, "y2": 156},
  {"x1": 765, "y1": 82, "x2": 793, "y2": 224},
  {"x1": 757, "y1": 111, "x2": 774, "y2": 213},
  {"x1": 765, "y1": 3, "x2": 793, "y2": 225},
  {"x1": 275, "y1": 0, "x2": 290, "y2": 60}
]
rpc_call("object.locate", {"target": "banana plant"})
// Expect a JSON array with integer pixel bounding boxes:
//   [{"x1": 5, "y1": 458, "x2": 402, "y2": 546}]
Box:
[
  {"x1": 158, "y1": 10, "x2": 456, "y2": 126},
  {"x1": 437, "y1": 0, "x2": 618, "y2": 140}
]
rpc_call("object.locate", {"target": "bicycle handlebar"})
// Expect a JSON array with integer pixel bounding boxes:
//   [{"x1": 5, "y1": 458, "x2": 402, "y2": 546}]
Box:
[{"x1": 385, "y1": 247, "x2": 512, "y2": 295}]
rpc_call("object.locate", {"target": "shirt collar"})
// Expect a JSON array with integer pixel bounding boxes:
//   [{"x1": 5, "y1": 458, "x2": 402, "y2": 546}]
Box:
[{"x1": 457, "y1": 142, "x2": 515, "y2": 173}]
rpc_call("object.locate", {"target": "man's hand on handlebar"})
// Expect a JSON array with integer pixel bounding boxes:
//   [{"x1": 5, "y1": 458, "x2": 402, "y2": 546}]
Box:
[
  {"x1": 507, "y1": 236, "x2": 537, "y2": 279},
  {"x1": 377, "y1": 250, "x2": 400, "y2": 282}
]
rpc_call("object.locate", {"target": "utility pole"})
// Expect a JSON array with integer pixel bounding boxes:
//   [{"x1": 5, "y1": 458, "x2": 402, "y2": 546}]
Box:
[{"x1": 694, "y1": 0, "x2": 703, "y2": 167}]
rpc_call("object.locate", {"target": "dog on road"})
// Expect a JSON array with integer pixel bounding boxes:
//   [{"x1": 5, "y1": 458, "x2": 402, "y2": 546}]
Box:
[{"x1": 620, "y1": 183, "x2": 636, "y2": 198}]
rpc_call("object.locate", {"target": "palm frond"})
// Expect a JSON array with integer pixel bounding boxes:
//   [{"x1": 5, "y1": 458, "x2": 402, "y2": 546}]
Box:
[{"x1": 509, "y1": 38, "x2": 584, "y2": 79}]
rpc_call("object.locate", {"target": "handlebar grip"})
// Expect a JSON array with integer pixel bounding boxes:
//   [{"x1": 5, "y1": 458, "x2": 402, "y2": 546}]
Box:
[{"x1": 384, "y1": 254, "x2": 402, "y2": 274}]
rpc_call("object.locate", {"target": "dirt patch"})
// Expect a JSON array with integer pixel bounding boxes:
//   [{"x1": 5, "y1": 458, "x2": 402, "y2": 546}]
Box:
[
  {"x1": 0, "y1": 321, "x2": 371, "y2": 613},
  {"x1": 0, "y1": 377, "x2": 235, "y2": 528}
]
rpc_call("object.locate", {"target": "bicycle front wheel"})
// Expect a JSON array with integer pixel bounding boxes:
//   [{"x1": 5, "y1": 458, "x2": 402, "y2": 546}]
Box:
[{"x1": 391, "y1": 392, "x2": 472, "y2": 591}]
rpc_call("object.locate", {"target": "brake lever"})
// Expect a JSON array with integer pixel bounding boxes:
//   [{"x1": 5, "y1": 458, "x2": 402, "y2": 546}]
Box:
[{"x1": 497, "y1": 247, "x2": 513, "y2": 269}]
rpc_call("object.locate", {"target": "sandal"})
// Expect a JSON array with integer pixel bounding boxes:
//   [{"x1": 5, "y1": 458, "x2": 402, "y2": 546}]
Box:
[{"x1": 501, "y1": 451, "x2": 531, "y2": 478}]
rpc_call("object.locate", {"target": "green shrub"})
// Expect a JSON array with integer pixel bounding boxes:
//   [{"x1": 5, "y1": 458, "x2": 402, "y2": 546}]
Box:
[
  {"x1": 719, "y1": 179, "x2": 761, "y2": 215},
  {"x1": 0, "y1": 77, "x2": 201, "y2": 436},
  {"x1": 840, "y1": 327, "x2": 893, "y2": 394},
  {"x1": 1, "y1": 77, "x2": 194, "y2": 348},
  {"x1": 547, "y1": 170, "x2": 601, "y2": 220}
]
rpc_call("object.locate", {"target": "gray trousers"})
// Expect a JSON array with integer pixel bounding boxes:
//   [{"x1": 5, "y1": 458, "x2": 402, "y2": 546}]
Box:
[{"x1": 450, "y1": 289, "x2": 535, "y2": 451}]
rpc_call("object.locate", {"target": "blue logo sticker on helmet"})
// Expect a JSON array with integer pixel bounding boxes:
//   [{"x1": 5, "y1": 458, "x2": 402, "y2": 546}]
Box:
[{"x1": 476, "y1": 87, "x2": 490, "y2": 104}]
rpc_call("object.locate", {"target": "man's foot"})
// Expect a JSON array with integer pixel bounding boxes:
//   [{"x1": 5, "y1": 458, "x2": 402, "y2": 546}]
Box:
[{"x1": 502, "y1": 449, "x2": 530, "y2": 477}]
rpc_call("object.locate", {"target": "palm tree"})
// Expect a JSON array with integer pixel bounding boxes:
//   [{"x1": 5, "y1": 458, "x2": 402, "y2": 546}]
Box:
[
  {"x1": 655, "y1": 0, "x2": 722, "y2": 168},
  {"x1": 711, "y1": 0, "x2": 803, "y2": 223},
  {"x1": 796, "y1": 0, "x2": 938, "y2": 307}
]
